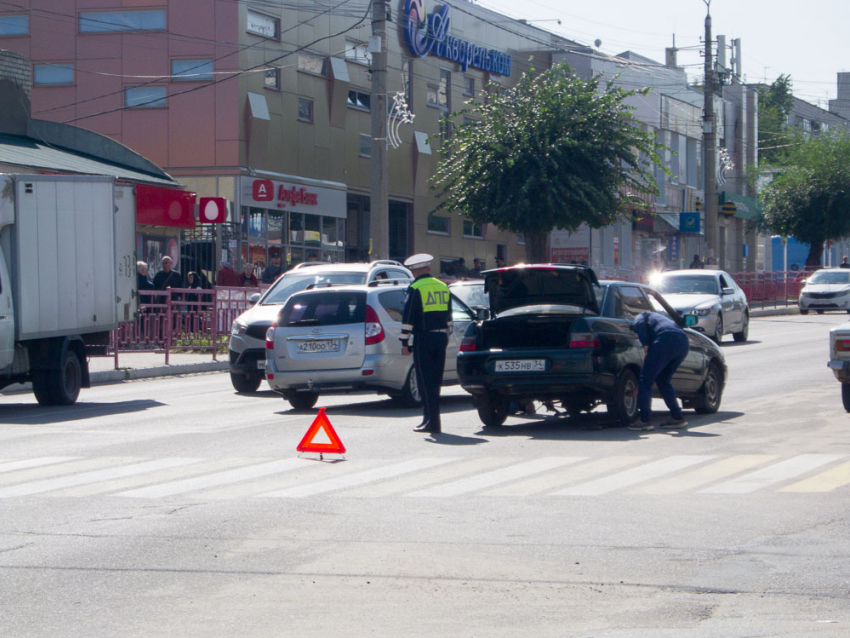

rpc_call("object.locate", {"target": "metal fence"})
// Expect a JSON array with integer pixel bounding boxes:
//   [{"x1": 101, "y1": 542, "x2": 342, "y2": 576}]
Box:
[{"x1": 727, "y1": 271, "x2": 806, "y2": 309}]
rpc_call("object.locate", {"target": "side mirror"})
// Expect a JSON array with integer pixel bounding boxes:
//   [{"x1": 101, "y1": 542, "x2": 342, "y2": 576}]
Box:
[
  {"x1": 249, "y1": 293, "x2": 261, "y2": 306},
  {"x1": 476, "y1": 308, "x2": 490, "y2": 321},
  {"x1": 684, "y1": 315, "x2": 697, "y2": 327},
  {"x1": 721, "y1": 287, "x2": 734, "y2": 296}
]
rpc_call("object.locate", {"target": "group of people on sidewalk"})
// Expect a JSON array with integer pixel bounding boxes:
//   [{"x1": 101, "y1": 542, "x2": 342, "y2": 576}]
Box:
[{"x1": 439, "y1": 255, "x2": 506, "y2": 281}]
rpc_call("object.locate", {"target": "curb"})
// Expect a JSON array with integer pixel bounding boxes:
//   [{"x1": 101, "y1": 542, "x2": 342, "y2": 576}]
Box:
[
  {"x1": 91, "y1": 361, "x2": 229, "y2": 385},
  {"x1": 750, "y1": 306, "x2": 800, "y2": 318}
]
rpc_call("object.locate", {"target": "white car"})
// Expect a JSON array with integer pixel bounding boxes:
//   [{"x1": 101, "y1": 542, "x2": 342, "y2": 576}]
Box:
[{"x1": 799, "y1": 268, "x2": 850, "y2": 314}]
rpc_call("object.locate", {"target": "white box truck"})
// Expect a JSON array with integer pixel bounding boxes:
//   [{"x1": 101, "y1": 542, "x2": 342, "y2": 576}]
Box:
[{"x1": 0, "y1": 174, "x2": 137, "y2": 404}]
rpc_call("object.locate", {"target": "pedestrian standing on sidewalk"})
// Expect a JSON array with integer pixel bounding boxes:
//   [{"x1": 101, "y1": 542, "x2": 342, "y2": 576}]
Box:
[
  {"x1": 400, "y1": 253, "x2": 452, "y2": 435},
  {"x1": 629, "y1": 311, "x2": 690, "y2": 431},
  {"x1": 840, "y1": 256, "x2": 850, "y2": 269}
]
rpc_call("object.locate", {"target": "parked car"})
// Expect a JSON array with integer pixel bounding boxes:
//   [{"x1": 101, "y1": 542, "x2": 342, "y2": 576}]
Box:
[
  {"x1": 456, "y1": 265, "x2": 727, "y2": 428},
  {"x1": 829, "y1": 321, "x2": 850, "y2": 411},
  {"x1": 448, "y1": 280, "x2": 488, "y2": 313},
  {"x1": 228, "y1": 261, "x2": 413, "y2": 392},
  {"x1": 653, "y1": 269, "x2": 749, "y2": 343},
  {"x1": 798, "y1": 268, "x2": 850, "y2": 314},
  {"x1": 264, "y1": 282, "x2": 476, "y2": 409}
]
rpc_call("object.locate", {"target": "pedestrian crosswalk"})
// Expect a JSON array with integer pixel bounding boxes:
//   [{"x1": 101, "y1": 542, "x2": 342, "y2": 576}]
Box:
[{"x1": 0, "y1": 453, "x2": 848, "y2": 500}]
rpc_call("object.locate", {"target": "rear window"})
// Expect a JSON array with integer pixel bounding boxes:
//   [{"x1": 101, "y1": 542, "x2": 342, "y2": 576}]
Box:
[
  {"x1": 378, "y1": 290, "x2": 406, "y2": 322},
  {"x1": 262, "y1": 272, "x2": 365, "y2": 305},
  {"x1": 279, "y1": 291, "x2": 366, "y2": 326}
]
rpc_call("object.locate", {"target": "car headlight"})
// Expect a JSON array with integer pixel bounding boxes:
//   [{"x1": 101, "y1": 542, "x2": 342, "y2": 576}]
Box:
[
  {"x1": 231, "y1": 321, "x2": 246, "y2": 336},
  {"x1": 689, "y1": 308, "x2": 713, "y2": 316}
]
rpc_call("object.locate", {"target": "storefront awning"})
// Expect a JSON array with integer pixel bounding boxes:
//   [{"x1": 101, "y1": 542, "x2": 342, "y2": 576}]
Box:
[{"x1": 135, "y1": 184, "x2": 196, "y2": 228}]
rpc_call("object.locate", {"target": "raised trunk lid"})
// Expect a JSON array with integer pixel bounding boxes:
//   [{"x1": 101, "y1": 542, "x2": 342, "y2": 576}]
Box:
[{"x1": 483, "y1": 266, "x2": 599, "y2": 315}]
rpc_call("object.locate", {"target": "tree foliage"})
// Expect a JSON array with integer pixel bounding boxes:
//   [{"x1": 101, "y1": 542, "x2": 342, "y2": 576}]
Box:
[
  {"x1": 761, "y1": 132, "x2": 850, "y2": 266},
  {"x1": 757, "y1": 75, "x2": 794, "y2": 166},
  {"x1": 430, "y1": 63, "x2": 665, "y2": 262}
]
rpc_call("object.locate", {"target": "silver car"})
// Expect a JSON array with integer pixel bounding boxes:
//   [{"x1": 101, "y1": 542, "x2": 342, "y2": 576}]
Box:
[
  {"x1": 799, "y1": 268, "x2": 850, "y2": 314},
  {"x1": 264, "y1": 282, "x2": 475, "y2": 409},
  {"x1": 654, "y1": 269, "x2": 750, "y2": 344},
  {"x1": 228, "y1": 261, "x2": 413, "y2": 392}
]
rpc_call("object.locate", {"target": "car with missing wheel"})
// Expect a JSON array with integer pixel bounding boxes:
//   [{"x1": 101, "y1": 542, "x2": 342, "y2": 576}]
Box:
[
  {"x1": 263, "y1": 281, "x2": 475, "y2": 409},
  {"x1": 799, "y1": 268, "x2": 850, "y2": 314},
  {"x1": 456, "y1": 265, "x2": 727, "y2": 428},
  {"x1": 652, "y1": 269, "x2": 749, "y2": 344},
  {"x1": 228, "y1": 261, "x2": 413, "y2": 392}
]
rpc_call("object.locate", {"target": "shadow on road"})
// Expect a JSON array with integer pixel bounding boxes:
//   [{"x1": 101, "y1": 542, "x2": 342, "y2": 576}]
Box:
[
  {"x1": 424, "y1": 432, "x2": 488, "y2": 446},
  {"x1": 0, "y1": 399, "x2": 165, "y2": 424},
  {"x1": 475, "y1": 409, "x2": 744, "y2": 441},
  {"x1": 277, "y1": 394, "x2": 474, "y2": 418},
  {"x1": 720, "y1": 340, "x2": 762, "y2": 347}
]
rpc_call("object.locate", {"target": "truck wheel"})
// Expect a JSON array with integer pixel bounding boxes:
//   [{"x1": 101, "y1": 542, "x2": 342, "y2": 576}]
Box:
[
  {"x1": 286, "y1": 392, "x2": 319, "y2": 410},
  {"x1": 394, "y1": 366, "x2": 423, "y2": 408},
  {"x1": 230, "y1": 371, "x2": 262, "y2": 393},
  {"x1": 694, "y1": 363, "x2": 723, "y2": 414},
  {"x1": 31, "y1": 371, "x2": 55, "y2": 406},
  {"x1": 477, "y1": 392, "x2": 509, "y2": 427},
  {"x1": 607, "y1": 369, "x2": 639, "y2": 426},
  {"x1": 33, "y1": 350, "x2": 82, "y2": 406},
  {"x1": 842, "y1": 384, "x2": 850, "y2": 412}
]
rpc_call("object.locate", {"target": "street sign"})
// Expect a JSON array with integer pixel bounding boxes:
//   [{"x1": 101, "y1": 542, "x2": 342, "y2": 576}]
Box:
[
  {"x1": 680, "y1": 212, "x2": 700, "y2": 233},
  {"x1": 198, "y1": 197, "x2": 228, "y2": 223}
]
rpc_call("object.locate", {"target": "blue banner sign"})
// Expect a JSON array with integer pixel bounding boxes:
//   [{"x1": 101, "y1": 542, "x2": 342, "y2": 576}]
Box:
[
  {"x1": 667, "y1": 234, "x2": 681, "y2": 263},
  {"x1": 679, "y1": 212, "x2": 700, "y2": 234},
  {"x1": 404, "y1": 0, "x2": 512, "y2": 76}
]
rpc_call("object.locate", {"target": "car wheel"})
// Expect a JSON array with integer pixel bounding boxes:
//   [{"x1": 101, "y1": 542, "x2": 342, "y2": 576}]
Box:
[
  {"x1": 230, "y1": 371, "x2": 262, "y2": 393},
  {"x1": 477, "y1": 392, "x2": 509, "y2": 427},
  {"x1": 733, "y1": 312, "x2": 749, "y2": 342},
  {"x1": 817, "y1": 310, "x2": 825, "y2": 315},
  {"x1": 286, "y1": 392, "x2": 319, "y2": 410},
  {"x1": 842, "y1": 384, "x2": 850, "y2": 413},
  {"x1": 606, "y1": 368, "x2": 639, "y2": 426},
  {"x1": 693, "y1": 362, "x2": 723, "y2": 414},
  {"x1": 394, "y1": 366, "x2": 422, "y2": 408},
  {"x1": 800, "y1": 309, "x2": 809, "y2": 315},
  {"x1": 712, "y1": 314, "x2": 724, "y2": 344}
]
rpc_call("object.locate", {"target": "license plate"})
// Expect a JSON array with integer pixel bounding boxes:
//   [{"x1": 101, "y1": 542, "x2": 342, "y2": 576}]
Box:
[
  {"x1": 495, "y1": 359, "x2": 546, "y2": 372},
  {"x1": 256, "y1": 360, "x2": 265, "y2": 370},
  {"x1": 297, "y1": 340, "x2": 339, "y2": 353}
]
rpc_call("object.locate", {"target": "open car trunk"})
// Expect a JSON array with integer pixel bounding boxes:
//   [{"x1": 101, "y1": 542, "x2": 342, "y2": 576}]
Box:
[{"x1": 481, "y1": 312, "x2": 580, "y2": 349}]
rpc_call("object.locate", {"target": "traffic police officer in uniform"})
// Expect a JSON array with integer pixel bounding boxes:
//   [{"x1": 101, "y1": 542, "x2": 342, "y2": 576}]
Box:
[{"x1": 401, "y1": 254, "x2": 452, "y2": 434}]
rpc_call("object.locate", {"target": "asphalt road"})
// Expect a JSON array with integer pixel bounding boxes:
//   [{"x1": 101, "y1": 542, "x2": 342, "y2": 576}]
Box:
[{"x1": 0, "y1": 314, "x2": 848, "y2": 637}]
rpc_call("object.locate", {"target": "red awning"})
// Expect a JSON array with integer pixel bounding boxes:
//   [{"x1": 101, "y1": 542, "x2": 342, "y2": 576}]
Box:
[{"x1": 135, "y1": 184, "x2": 196, "y2": 229}]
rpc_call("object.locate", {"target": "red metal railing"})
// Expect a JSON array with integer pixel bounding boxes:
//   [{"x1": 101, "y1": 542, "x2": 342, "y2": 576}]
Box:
[{"x1": 728, "y1": 271, "x2": 805, "y2": 309}]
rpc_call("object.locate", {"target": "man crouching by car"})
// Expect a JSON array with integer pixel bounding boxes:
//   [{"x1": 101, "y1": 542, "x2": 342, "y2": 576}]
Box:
[{"x1": 629, "y1": 311, "x2": 690, "y2": 431}]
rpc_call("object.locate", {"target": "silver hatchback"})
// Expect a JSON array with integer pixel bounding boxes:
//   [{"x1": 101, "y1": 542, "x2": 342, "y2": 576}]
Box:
[{"x1": 264, "y1": 282, "x2": 475, "y2": 409}]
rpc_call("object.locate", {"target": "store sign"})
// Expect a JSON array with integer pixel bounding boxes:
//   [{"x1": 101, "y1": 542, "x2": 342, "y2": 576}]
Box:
[
  {"x1": 667, "y1": 234, "x2": 681, "y2": 263},
  {"x1": 549, "y1": 226, "x2": 590, "y2": 263},
  {"x1": 680, "y1": 212, "x2": 700, "y2": 234},
  {"x1": 403, "y1": 0, "x2": 512, "y2": 76},
  {"x1": 241, "y1": 176, "x2": 346, "y2": 218}
]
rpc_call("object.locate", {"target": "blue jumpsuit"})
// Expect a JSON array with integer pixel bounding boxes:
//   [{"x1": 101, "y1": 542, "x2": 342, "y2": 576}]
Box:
[{"x1": 632, "y1": 311, "x2": 690, "y2": 423}]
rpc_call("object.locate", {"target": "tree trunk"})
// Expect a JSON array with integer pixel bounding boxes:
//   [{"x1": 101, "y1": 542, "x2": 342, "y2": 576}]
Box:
[
  {"x1": 806, "y1": 242, "x2": 823, "y2": 268},
  {"x1": 524, "y1": 232, "x2": 548, "y2": 264}
]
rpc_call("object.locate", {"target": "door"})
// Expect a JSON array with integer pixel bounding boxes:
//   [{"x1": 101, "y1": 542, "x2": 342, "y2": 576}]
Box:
[
  {"x1": 645, "y1": 288, "x2": 704, "y2": 392},
  {"x1": 718, "y1": 272, "x2": 740, "y2": 331},
  {"x1": 0, "y1": 246, "x2": 14, "y2": 370},
  {"x1": 444, "y1": 295, "x2": 474, "y2": 380}
]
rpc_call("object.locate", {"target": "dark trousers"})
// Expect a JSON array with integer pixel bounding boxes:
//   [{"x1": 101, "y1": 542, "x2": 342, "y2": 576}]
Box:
[
  {"x1": 638, "y1": 331, "x2": 689, "y2": 422},
  {"x1": 413, "y1": 331, "x2": 449, "y2": 429}
]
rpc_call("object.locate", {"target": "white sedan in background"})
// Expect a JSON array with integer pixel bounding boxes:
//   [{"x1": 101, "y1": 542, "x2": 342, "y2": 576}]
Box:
[{"x1": 799, "y1": 268, "x2": 850, "y2": 314}]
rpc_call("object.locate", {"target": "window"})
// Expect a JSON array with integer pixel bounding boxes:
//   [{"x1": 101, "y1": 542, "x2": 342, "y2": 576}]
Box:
[
  {"x1": 439, "y1": 69, "x2": 451, "y2": 112},
  {"x1": 463, "y1": 219, "x2": 483, "y2": 239},
  {"x1": 463, "y1": 76, "x2": 474, "y2": 97},
  {"x1": 348, "y1": 90, "x2": 370, "y2": 111},
  {"x1": 171, "y1": 59, "x2": 213, "y2": 82},
  {"x1": 345, "y1": 40, "x2": 372, "y2": 66},
  {"x1": 402, "y1": 59, "x2": 412, "y2": 110},
  {"x1": 33, "y1": 64, "x2": 74, "y2": 86},
  {"x1": 79, "y1": 10, "x2": 166, "y2": 33},
  {"x1": 426, "y1": 85, "x2": 440, "y2": 108},
  {"x1": 0, "y1": 15, "x2": 28, "y2": 35},
  {"x1": 298, "y1": 97, "x2": 314, "y2": 122},
  {"x1": 451, "y1": 297, "x2": 474, "y2": 322},
  {"x1": 517, "y1": 232, "x2": 526, "y2": 245},
  {"x1": 359, "y1": 134, "x2": 371, "y2": 158},
  {"x1": 378, "y1": 290, "x2": 406, "y2": 322},
  {"x1": 428, "y1": 214, "x2": 450, "y2": 235},
  {"x1": 125, "y1": 86, "x2": 167, "y2": 109},
  {"x1": 298, "y1": 51, "x2": 327, "y2": 76},
  {"x1": 279, "y1": 291, "x2": 366, "y2": 326},
  {"x1": 264, "y1": 67, "x2": 280, "y2": 90},
  {"x1": 246, "y1": 10, "x2": 279, "y2": 39}
]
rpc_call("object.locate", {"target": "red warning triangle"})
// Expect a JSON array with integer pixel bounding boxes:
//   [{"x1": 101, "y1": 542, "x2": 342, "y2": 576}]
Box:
[{"x1": 297, "y1": 407, "x2": 346, "y2": 454}]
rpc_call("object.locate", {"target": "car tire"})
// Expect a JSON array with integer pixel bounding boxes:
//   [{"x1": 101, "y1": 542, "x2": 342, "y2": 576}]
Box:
[
  {"x1": 394, "y1": 366, "x2": 422, "y2": 408},
  {"x1": 800, "y1": 309, "x2": 809, "y2": 315},
  {"x1": 712, "y1": 314, "x2": 724, "y2": 344},
  {"x1": 607, "y1": 368, "x2": 639, "y2": 426},
  {"x1": 33, "y1": 349, "x2": 82, "y2": 406},
  {"x1": 693, "y1": 362, "x2": 723, "y2": 414},
  {"x1": 733, "y1": 312, "x2": 749, "y2": 342},
  {"x1": 843, "y1": 384, "x2": 850, "y2": 412},
  {"x1": 477, "y1": 392, "x2": 509, "y2": 427},
  {"x1": 286, "y1": 392, "x2": 319, "y2": 410},
  {"x1": 230, "y1": 371, "x2": 263, "y2": 393},
  {"x1": 817, "y1": 310, "x2": 825, "y2": 315}
]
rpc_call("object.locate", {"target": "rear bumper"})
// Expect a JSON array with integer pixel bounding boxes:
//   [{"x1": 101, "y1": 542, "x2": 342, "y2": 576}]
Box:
[
  {"x1": 265, "y1": 354, "x2": 407, "y2": 394},
  {"x1": 829, "y1": 359, "x2": 850, "y2": 382}
]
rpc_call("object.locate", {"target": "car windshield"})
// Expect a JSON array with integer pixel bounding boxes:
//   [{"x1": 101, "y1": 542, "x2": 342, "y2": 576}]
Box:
[
  {"x1": 808, "y1": 271, "x2": 850, "y2": 284},
  {"x1": 261, "y1": 272, "x2": 366, "y2": 305},
  {"x1": 657, "y1": 275, "x2": 719, "y2": 295},
  {"x1": 452, "y1": 283, "x2": 488, "y2": 309},
  {"x1": 278, "y1": 291, "x2": 366, "y2": 326}
]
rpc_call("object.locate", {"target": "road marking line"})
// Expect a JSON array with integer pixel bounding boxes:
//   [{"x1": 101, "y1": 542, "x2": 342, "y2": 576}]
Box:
[
  {"x1": 259, "y1": 458, "x2": 457, "y2": 498},
  {"x1": 0, "y1": 457, "x2": 129, "y2": 486},
  {"x1": 119, "y1": 459, "x2": 311, "y2": 498},
  {"x1": 0, "y1": 458, "x2": 201, "y2": 498},
  {"x1": 700, "y1": 454, "x2": 846, "y2": 494},
  {"x1": 486, "y1": 456, "x2": 649, "y2": 496},
  {"x1": 632, "y1": 455, "x2": 777, "y2": 494},
  {"x1": 779, "y1": 460, "x2": 850, "y2": 492},
  {"x1": 409, "y1": 457, "x2": 585, "y2": 497},
  {"x1": 554, "y1": 456, "x2": 716, "y2": 496},
  {"x1": 0, "y1": 457, "x2": 79, "y2": 475}
]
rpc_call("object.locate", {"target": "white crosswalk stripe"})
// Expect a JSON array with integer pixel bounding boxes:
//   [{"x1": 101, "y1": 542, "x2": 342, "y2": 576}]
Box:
[
  {"x1": 0, "y1": 457, "x2": 79, "y2": 475},
  {"x1": 700, "y1": 454, "x2": 846, "y2": 494},
  {"x1": 554, "y1": 456, "x2": 717, "y2": 496}
]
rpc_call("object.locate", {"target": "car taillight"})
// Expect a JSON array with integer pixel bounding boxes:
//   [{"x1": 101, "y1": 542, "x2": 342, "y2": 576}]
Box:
[
  {"x1": 837, "y1": 339, "x2": 850, "y2": 352},
  {"x1": 365, "y1": 305, "x2": 385, "y2": 345},
  {"x1": 265, "y1": 327, "x2": 275, "y2": 350},
  {"x1": 459, "y1": 335, "x2": 477, "y2": 352},
  {"x1": 570, "y1": 332, "x2": 600, "y2": 348}
]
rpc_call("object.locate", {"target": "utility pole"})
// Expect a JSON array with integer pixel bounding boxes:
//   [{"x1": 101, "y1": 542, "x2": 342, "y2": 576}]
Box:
[
  {"x1": 370, "y1": 0, "x2": 389, "y2": 260},
  {"x1": 703, "y1": 3, "x2": 719, "y2": 267}
]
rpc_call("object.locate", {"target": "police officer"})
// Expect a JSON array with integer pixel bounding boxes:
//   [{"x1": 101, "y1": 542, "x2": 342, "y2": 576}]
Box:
[{"x1": 401, "y1": 254, "x2": 452, "y2": 434}]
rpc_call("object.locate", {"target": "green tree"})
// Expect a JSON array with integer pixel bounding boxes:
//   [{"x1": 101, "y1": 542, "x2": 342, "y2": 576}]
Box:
[
  {"x1": 431, "y1": 63, "x2": 665, "y2": 263},
  {"x1": 757, "y1": 75, "x2": 794, "y2": 165},
  {"x1": 761, "y1": 132, "x2": 850, "y2": 266}
]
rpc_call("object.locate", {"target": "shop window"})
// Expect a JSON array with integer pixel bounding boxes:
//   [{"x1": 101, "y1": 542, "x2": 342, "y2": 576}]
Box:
[
  {"x1": 304, "y1": 214, "x2": 321, "y2": 247},
  {"x1": 34, "y1": 64, "x2": 74, "y2": 86},
  {"x1": 265, "y1": 67, "x2": 280, "y2": 90},
  {"x1": 348, "y1": 90, "x2": 371, "y2": 111},
  {"x1": 0, "y1": 15, "x2": 28, "y2": 35},
  {"x1": 246, "y1": 10, "x2": 279, "y2": 39},
  {"x1": 298, "y1": 97, "x2": 314, "y2": 122},
  {"x1": 359, "y1": 134, "x2": 371, "y2": 158},
  {"x1": 298, "y1": 51, "x2": 327, "y2": 76},
  {"x1": 428, "y1": 214, "x2": 450, "y2": 235},
  {"x1": 463, "y1": 219, "x2": 483, "y2": 239},
  {"x1": 79, "y1": 10, "x2": 166, "y2": 33},
  {"x1": 171, "y1": 59, "x2": 213, "y2": 82},
  {"x1": 345, "y1": 40, "x2": 372, "y2": 66},
  {"x1": 125, "y1": 86, "x2": 166, "y2": 109}
]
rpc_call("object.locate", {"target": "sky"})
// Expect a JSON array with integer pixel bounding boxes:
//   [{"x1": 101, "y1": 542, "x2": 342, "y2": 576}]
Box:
[{"x1": 474, "y1": 0, "x2": 849, "y2": 108}]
